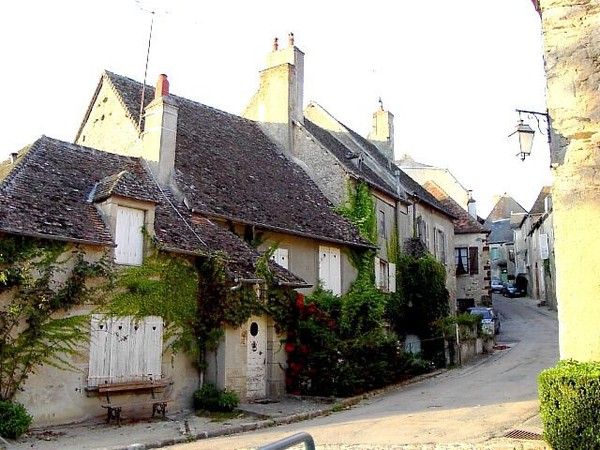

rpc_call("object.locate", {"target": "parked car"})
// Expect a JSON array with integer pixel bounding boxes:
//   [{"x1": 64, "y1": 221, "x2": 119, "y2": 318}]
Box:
[
  {"x1": 502, "y1": 282, "x2": 526, "y2": 298},
  {"x1": 468, "y1": 306, "x2": 501, "y2": 335},
  {"x1": 491, "y1": 278, "x2": 504, "y2": 293}
]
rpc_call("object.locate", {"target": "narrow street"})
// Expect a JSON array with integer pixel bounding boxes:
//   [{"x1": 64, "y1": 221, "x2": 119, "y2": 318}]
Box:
[{"x1": 169, "y1": 295, "x2": 558, "y2": 449}]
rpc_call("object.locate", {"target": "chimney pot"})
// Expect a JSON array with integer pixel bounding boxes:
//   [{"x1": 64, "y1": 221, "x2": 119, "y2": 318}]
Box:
[
  {"x1": 288, "y1": 32, "x2": 294, "y2": 47},
  {"x1": 273, "y1": 37, "x2": 279, "y2": 51},
  {"x1": 10, "y1": 152, "x2": 18, "y2": 164},
  {"x1": 155, "y1": 74, "x2": 169, "y2": 99}
]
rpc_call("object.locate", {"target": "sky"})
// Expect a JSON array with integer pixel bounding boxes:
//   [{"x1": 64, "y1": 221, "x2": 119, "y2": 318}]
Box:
[{"x1": 1, "y1": 0, "x2": 551, "y2": 217}]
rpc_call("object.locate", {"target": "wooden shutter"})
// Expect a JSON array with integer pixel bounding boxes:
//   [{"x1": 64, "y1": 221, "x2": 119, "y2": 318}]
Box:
[
  {"x1": 539, "y1": 234, "x2": 549, "y2": 259},
  {"x1": 374, "y1": 256, "x2": 381, "y2": 289},
  {"x1": 88, "y1": 315, "x2": 163, "y2": 387},
  {"x1": 319, "y1": 246, "x2": 341, "y2": 295},
  {"x1": 469, "y1": 247, "x2": 479, "y2": 275},
  {"x1": 88, "y1": 315, "x2": 110, "y2": 386},
  {"x1": 115, "y1": 206, "x2": 144, "y2": 265},
  {"x1": 270, "y1": 248, "x2": 289, "y2": 270},
  {"x1": 389, "y1": 262, "x2": 396, "y2": 293}
]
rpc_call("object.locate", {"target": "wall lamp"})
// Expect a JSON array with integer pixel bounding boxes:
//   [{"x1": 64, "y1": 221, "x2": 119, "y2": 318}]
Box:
[{"x1": 509, "y1": 108, "x2": 551, "y2": 160}]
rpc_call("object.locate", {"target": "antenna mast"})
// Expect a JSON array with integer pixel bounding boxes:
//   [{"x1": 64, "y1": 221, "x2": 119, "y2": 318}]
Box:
[{"x1": 139, "y1": 10, "x2": 155, "y2": 131}]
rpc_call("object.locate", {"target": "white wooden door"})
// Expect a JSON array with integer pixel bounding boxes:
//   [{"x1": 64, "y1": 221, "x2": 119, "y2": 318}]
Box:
[{"x1": 246, "y1": 316, "x2": 267, "y2": 400}]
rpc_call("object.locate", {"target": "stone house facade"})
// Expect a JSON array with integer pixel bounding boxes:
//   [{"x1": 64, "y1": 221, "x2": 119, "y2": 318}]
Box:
[
  {"x1": 485, "y1": 194, "x2": 527, "y2": 283},
  {"x1": 424, "y1": 181, "x2": 491, "y2": 311},
  {"x1": 0, "y1": 69, "x2": 371, "y2": 425},
  {"x1": 243, "y1": 35, "x2": 458, "y2": 307},
  {"x1": 0, "y1": 136, "x2": 311, "y2": 425},
  {"x1": 513, "y1": 186, "x2": 555, "y2": 309}
]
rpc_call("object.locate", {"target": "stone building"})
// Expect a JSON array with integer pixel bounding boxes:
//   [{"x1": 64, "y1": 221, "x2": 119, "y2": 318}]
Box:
[
  {"x1": 533, "y1": 0, "x2": 600, "y2": 361},
  {"x1": 243, "y1": 35, "x2": 458, "y2": 306}
]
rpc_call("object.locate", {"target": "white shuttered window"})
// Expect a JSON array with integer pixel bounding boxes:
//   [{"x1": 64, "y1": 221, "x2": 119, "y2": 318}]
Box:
[
  {"x1": 115, "y1": 206, "x2": 145, "y2": 265},
  {"x1": 319, "y1": 246, "x2": 341, "y2": 295},
  {"x1": 88, "y1": 315, "x2": 163, "y2": 387}
]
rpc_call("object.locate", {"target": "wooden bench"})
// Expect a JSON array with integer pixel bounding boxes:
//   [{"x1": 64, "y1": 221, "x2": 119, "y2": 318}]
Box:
[{"x1": 98, "y1": 379, "x2": 172, "y2": 426}]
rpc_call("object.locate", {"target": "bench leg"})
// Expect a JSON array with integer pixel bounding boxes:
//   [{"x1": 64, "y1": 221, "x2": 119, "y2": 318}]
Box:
[
  {"x1": 152, "y1": 402, "x2": 167, "y2": 418},
  {"x1": 107, "y1": 406, "x2": 122, "y2": 426}
]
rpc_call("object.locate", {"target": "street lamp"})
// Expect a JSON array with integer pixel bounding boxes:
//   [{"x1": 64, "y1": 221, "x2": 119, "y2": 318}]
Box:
[{"x1": 509, "y1": 109, "x2": 551, "y2": 161}]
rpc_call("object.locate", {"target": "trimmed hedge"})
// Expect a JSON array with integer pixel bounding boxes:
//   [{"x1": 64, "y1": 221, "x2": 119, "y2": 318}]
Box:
[{"x1": 539, "y1": 360, "x2": 600, "y2": 449}]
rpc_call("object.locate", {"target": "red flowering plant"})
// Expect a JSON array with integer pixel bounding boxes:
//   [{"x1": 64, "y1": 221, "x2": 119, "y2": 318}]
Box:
[{"x1": 284, "y1": 291, "x2": 340, "y2": 395}]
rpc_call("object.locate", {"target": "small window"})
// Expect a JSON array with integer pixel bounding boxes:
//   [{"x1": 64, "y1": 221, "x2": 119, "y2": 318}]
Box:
[
  {"x1": 374, "y1": 257, "x2": 396, "y2": 293},
  {"x1": 378, "y1": 210, "x2": 386, "y2": 239},
  {"x1": 455, "y1": 247, "x2": 469, "y2": 275},
  {"x1": 455, "y1": 247, "x2": 479, "y2": 275}
]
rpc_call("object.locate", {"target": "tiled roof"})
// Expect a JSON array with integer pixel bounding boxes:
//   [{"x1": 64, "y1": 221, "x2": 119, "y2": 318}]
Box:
[
  {"x1": 0, "y1": 136, "x2": 148, "y2": 245},
  {"x1": 424, "y1": 181, "x2": 489, "y2": 235},
  {"x1": 488, "y1": 219, "x2": 514, "y2": 244},
  {"x1": 486, "y1": 194, "x2": 527, "y2": 222},
  {"x1": 303, "y1": 119, "x2": 399, "y2": 199},
  {"x1": 102, "y1": 71, "x2": 370, "y2": 249},
  {"x1": 529, "y1": 186, "x2": 551, "y2": 215},
  {"x1": 303, "y1": 105, "x2": 453, "y2": 218},
  {"x1": 0, "y1": 136, "x2": 307, "y2": 286}
]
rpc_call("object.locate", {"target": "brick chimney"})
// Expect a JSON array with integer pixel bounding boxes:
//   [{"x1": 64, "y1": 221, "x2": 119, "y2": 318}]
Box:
[
  {"x1": 368, "y1": 98, "x2": 395, "y2": 161},
  {"x1": 142, "y1": 74, "x2": 178, "y2": 185},
  {"x1": 243, "y1": 33, "x2": 304, "y2": 154}
]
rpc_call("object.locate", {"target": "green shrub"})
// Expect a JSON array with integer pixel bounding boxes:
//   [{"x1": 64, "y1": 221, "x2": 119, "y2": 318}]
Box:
[
  {"x1": 539, "y1": 360, "x2": 600, "y2": 449},
  {"x1": 193, "y1": 384, "x2": 239, "y2": 412},
  {"x1": 0, "y1": 400, "x2": 32, "y2": 439}
]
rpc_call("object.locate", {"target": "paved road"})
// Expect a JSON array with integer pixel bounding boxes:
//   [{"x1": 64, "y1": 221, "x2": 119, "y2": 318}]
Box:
[{"x1": 169, "y1": 295, "x2": 558, "y2": 449}]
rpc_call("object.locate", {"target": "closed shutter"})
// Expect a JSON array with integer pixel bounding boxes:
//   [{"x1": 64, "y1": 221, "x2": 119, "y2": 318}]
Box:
[
  {"x1": 270, "y1": 248, "x2": 289, "y2": 270},
  {"x1": 389, "y1": 262, "x2": 396, "y2": 293},
  {"x1": 539, "y1": 234, "x2": 549, "y2": 259},
  {"x1": 469, "y1": 247, "x2": 479, "y2": 275},
  {"x1": 89, "y1": 315, "x2": 110, "y2": 385},
  {"x1": 115, "y1": 206, "x2": 144, "y2": 265},
  {"x1": 374, "y1": 256, "x2": 381, "y2": 289},
  {"x1": 87, "y1": 316, "x2": 163, "y2": 387},
  {"x1": 319, "y1": 246, "x2": 341, "y2": 295}
]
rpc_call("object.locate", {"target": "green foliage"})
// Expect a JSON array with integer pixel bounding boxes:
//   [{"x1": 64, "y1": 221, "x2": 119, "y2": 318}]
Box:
[
  {"x1": 340, "y1": 278, "x2": 387, "y2": 338},
  {"x1": 336, "y1": 181, "x2": 378, "y2": 245},
  {"x1": 285, "y1": 289, "x2": 433, "y2": 397},
  {"x1": 0, "y1": 237, "x2": 111, "y2": 401},
  {"x1": 102, "y1": 254, "x2": 199, "y2": 357},
  {"x1": 539, "y1": 360, "x2": 600, "y2": 449},
  {"x1": 0, "y1": 400, "x2": 32, "y2": 439},
  {"x1": 434, "y1": 313, "x2": 481, "y2": 341},
  {"x1": 193, "y1": 384, "x2": 239, "y2": 412},
  {"x1": 387, "y1": 253, "x2": 450, "y2": 339}
]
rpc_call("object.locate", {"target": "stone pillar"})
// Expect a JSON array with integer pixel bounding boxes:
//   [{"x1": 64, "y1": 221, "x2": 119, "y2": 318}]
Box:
[{"x1": 540, "y1": 0, "x2": 600, "y2": 361}]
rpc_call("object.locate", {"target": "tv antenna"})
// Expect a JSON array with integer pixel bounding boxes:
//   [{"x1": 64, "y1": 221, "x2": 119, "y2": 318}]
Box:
[{"x1": 135, "y1": 0, "x2": 170, "y2": 131}]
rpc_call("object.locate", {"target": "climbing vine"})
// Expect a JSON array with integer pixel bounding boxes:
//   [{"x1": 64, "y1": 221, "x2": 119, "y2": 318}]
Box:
[
  {"x1": 0, "y1": 236, "x2": 111, "y2": 401},
  {"x1": 100, "y1": 253, "x2": 200, "y2": 357}
]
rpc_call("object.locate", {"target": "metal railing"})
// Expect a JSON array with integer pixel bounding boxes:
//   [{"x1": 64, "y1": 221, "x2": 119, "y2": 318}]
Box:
[{"x1": 257, "y1": 432, "x2": 316, "y2": 450}]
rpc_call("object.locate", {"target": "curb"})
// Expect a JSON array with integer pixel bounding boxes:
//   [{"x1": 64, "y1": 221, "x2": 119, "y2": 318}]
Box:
[{"x1": 101, "y1": 370, "x2": 448, "y2": 450}]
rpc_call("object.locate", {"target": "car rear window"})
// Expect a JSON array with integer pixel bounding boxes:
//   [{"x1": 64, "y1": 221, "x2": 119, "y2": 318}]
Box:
[{"x1": 470, "y1": 309, "x2": 492, "y2": 319}]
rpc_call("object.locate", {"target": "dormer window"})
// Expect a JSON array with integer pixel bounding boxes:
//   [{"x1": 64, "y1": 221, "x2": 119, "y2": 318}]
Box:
[{"x1": 115, "y1": 206, "x2": 145, "y2": 265}]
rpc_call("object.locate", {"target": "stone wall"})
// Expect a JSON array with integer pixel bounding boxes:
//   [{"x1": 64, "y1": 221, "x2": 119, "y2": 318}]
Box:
[{"x1": 540, "y1": 0, "x2": 600, "y2": 360}]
